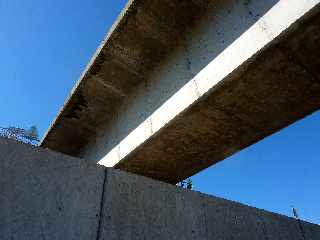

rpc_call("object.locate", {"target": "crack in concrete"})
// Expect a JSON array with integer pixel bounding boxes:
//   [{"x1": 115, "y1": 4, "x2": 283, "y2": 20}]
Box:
[
  {"x1": 40, "y1": 224, "x2": 46, "y2": 240},
  {"x1": 259, "y1": 211, "x2": 270, "y2": 240},
  {"x1": 202, "y1": 198, "x2": 209, "y2": 240},
  {"x1": 297, "y1": 219, "x2": 307, "y2": 240},
  {"x1": 95, "y1": 168, "x2": 108, "y2": 240}
]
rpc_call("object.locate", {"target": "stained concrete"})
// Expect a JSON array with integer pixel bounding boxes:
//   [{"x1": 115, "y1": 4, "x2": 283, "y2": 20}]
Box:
[
  {"x1": 40, "y1": 0, "x2": 211, "y2": 155},
  {"x1": 112, "y1": 0, "x2": 320, "y2": 183},
  {"x1": 0, "y1": 137, "x2": 105, "y2": 240},
  {"x1": 1, "y1": 137, "x2": 320, "y2": 239},
  {"x1": 303, "y1": 220, "x2": 320, "y2": 240},
  {"x1": 41, "y1": 0, "x2": 320, "y2": 184},
  {"x1": 99, "y1": 168, "x2": 320, "y2": 240}
]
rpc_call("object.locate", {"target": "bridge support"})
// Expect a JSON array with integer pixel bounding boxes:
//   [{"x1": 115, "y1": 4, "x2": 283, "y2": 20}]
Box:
[{"x1": 1, "y1": 137, "x2": 319, "y2": 239}]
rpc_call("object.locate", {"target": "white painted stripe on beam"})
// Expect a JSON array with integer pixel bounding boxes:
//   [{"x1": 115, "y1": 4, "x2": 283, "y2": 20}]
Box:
[{"x1": 98, "y1": 0, "x2": 319, "y2": 168}]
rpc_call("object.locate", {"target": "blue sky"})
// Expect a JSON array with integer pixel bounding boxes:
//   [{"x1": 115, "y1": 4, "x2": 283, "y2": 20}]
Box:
[{"x1": 1, "y1": 0, "x2": 319, "y2": 224}]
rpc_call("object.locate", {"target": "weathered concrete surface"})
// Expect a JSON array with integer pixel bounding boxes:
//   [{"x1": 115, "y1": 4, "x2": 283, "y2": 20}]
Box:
[
  {"x1": 0, "y1": 137, "x2": 105, "y2": 240},
  {"x1": 1, "y1": 137, "x2": 320, "y2": 239},
  {"x1": 40, "y1": 0, "x2": 211, "y2": 155},
  {"x1": 41, "y1": 0, "x2": 320, "y2": 184},
  {"x1": 114, "y1": 1, "x2": 320, "y2": 183},
  {"x1": 99, "y1": 168, "x2": 320, "y2": 240}
]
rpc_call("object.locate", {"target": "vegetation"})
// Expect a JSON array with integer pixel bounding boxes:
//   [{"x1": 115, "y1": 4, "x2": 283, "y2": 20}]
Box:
[
  {"x1": 179, "y1": 178, "x2": 193, "y2": 190},
  {"x1": 0, "y1": 125, "x2": 39, "y2": 145}
]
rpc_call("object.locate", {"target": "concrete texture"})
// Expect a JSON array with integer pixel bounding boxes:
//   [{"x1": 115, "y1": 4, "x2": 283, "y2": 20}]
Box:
[
  {"x1": 40, "y1": 0, "x2": 211, "y2": 155},
  {"x1": 99, "y1": 168, "x2": 320, "y2": 240},
  {"x1": 107, "y1": 0, "x2": 320, "y2": 183},
  {"x1": 41, "y1": 0, "x2": 320, "y2": 184},
  {"x1": 0, "y1": 137, "x2": 105, "y2": 240},
  {"x1": 1, "y1": 137, "x2": 320, "y2": 239}
]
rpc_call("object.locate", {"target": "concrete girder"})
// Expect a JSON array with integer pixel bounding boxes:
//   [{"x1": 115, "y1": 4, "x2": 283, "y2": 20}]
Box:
[
  {"x1": 41, "y1": 0, "x2": 210, "y2": 153},
  {"x1": 42, "y1": 0, "x2": 320, "y2": 183}
]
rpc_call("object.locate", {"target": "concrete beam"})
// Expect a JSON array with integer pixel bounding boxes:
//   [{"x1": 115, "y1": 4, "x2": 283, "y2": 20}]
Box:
[
  {"x1": 113, "y1": 0, "x2": 320, "y2": 183},
  {"x1": 40, "y1": 0, "x2": 211, "y2": 155},
  {"x1": 2, "y1": 137, "x2": 319, "y2": 239},
  {"x1": 42, "y1": 0, "x2": 320, "y2": 184}
]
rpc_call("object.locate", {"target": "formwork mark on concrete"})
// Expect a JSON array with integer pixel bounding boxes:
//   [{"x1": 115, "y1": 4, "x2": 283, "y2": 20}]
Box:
[
  {"x1": 214, "y1": 104, "x2": 262, "y2": 134},
  {"x1": 182, "y1": 34, "x2": 201, "y2": 98},
  {"x1": 277, "y1": 43, "x2": 320, "y2": 85},
  {"x1": 95, "y1": 168, "x2": 108, "y2": 240},
  {"x1": 258, "y1": 210, "x2": 270, "y2": 240},
  {"x1": 93, "y1": 76, "x2": 126, "y2": 98},
  {"x1": 202, "y1": 198, "x2": 209, "y2": 240},
  {"x1": 297, "y1": 219, "x2": 307, "y2": 240}
]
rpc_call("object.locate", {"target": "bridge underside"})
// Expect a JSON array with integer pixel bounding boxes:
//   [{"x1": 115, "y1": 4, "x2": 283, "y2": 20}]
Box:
[
  {"x1": 42, "y1": 1, "x2": 320, "y2": 184},
  {"x1": 117, "y1": 5, "x2": 320, "y2": 183}
]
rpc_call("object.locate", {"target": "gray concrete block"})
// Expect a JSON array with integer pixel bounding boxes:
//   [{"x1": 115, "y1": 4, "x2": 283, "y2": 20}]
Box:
[
  {"x1": 98, "y1": 168, "x2": 320, "y2": 240},
  {"x1": 99, "y1": 169, "x2": 171, "y2": 240},
  {"x1": 2, "y1": 137, "x2": 319, "y2": 239},
  {"x1": 98, "y1": 169, "x2": 207, "y2": 240},
  {"x1": 301, "y1": 221, "x2": 320, "y2": 240},
  {"x1": 204, "y1": 196, "x2": 265, "y2": 239},
  {"x1": 0, "y1": 137, "x2": 105, "y2": 240},
  {"x1": 260, "y1": 211, "x2": 303, "y2": 240},
  {"x1": 165, "y1": 186, "x2": 207, "y2": 240}
]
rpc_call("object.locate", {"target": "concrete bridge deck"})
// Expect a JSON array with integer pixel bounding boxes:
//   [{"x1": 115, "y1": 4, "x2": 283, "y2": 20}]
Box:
[{"x1": 41, "y1": 0, "x2": 320, "y2": 183}]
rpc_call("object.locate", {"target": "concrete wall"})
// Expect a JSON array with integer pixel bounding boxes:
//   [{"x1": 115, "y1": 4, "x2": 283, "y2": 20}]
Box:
[
  {"x1": 1, "y1": 137, "x2": 320, "y2": 239},
  {"x1": 100, "y1": 169, "x2": 320, "y2": 240},
  {"x1": 0, "y1": 137, "x2": 105, "y2": 240}
]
